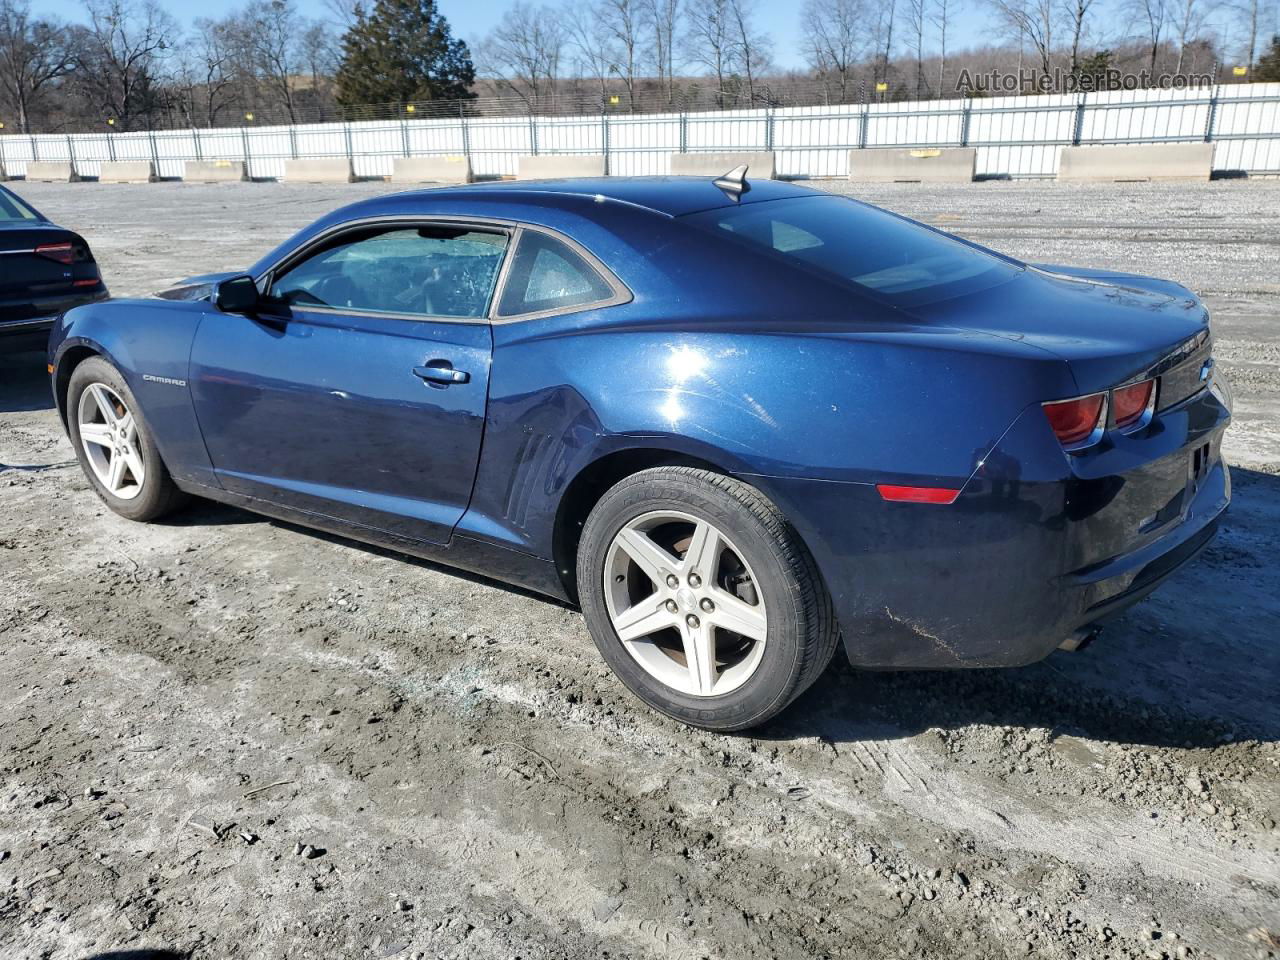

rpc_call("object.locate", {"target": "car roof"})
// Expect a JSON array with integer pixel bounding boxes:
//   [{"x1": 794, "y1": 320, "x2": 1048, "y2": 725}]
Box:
[
  {"x1": 247, "y1": 174, "x2": 827, "y2": 282},
  {"x1": 386, "y1": 175, "x2": 818, "y2": 219}
]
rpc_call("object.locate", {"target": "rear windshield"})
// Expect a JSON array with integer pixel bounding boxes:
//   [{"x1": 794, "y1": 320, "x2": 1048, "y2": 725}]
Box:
[
  {"x1": 685, "y1": 195, "x2": 1020, "y2": 306},
  {"x1": 0, "y1": 188, "x2": 38, "y2": 222}
]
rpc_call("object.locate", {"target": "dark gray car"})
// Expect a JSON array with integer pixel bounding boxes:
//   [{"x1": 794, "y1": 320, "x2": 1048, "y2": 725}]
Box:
[{"x1": 0, "y1": 184, "x2": 107, "y2": 352}]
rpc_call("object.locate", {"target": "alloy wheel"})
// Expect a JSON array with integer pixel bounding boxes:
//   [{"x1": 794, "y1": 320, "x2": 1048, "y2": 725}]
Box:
[
  {"x1": 77, "y1": 382, "x2": 146, "y2": 500},
  {"x1": 604, "y1": 510, "x2": 768, "y2": 697}
]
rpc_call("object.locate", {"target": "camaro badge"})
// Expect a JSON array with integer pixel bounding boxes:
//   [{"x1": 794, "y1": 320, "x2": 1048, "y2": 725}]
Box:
[{"x1": 142, "y1": 374, "x2": 187, "y2": 387}]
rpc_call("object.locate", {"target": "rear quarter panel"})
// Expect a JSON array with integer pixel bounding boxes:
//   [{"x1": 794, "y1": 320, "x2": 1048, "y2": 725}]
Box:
[{"x1": 466, "y1": 302, "x2": 1077, "y2": 564}]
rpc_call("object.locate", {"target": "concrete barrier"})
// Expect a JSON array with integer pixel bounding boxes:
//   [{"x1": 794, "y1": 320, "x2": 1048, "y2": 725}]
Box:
[
  {"x1": 25, "y1": 162, "x2": 80, "y2": 183},
  {"x1": 183, "y1": 160, "x2": 249, "y2": 181},
  {"x1": 184, "y1": 160, "x2": 249, "y2": 182},
  {"x1": 848, "y1": 147, "x2": 976, "y2": 183},
  {"x1": 1057, "y1": 143, "x2": 1213, "y2": 182},
  {"x1": 283, "y1": 158, "x2": 356, "y2": 183},
  {"x1": 670, "y1": 151, "x2": 777, "y2": 179},
  {"x1": 98, "y1": 161, "x2": 157, "y2": 183},
  {"x1": 391, "y1": 155, "x2": 472, "y2": 184},
  {"x1": 516, "y1": 155, "x2": 606, "y2": 179}
]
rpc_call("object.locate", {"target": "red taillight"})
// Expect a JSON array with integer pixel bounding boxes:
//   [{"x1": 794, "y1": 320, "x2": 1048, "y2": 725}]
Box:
[
  {"x1": 1113, "y1": 379, "x2": 1154, "y2": 428},
  {"x1": 35, "y1": 242, "x2": 75, "y2": 265},
  {"x1": 1042, "y1": 393, "x2": 1106, "y2": 447},
  {"x1": 72, "y1": 277, "x2": 99, "y2": 288},
  {"x1": 877, "y1": 484, "x2": 961, "y2": 505}
]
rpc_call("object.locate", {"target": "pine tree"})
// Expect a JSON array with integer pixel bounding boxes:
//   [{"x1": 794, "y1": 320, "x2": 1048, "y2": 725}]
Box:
[
  {"x1": 1255, "y1": 36, "x2": 1280, "y2": 82},
  {"x1": 1078, "y1": 49, "x2": 1116, "y2": 89},
  {"x1": 335, "y1": 0, "x2": 475, "y2": 107}
]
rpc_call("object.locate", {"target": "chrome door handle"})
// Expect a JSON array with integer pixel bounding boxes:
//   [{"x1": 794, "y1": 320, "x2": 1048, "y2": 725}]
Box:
[{"x1": 413, "y1": 362, "x2": 469, "y2": 385}]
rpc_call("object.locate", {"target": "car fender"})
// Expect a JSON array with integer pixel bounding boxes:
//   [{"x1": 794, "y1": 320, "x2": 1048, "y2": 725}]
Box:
[{"x1": 51, "y1": 298, "x2": 217, "y2": 486}]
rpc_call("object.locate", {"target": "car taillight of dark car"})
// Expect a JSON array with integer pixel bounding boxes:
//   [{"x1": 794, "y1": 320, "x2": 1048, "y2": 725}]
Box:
[{"x1": 35, "y1": 240, "x2": 101, "y2": 287}]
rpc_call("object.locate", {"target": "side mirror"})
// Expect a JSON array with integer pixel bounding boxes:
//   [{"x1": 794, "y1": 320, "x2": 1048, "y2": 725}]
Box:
[{"x1": 214, "y1": 275, "x2": 260, "y2": 314}]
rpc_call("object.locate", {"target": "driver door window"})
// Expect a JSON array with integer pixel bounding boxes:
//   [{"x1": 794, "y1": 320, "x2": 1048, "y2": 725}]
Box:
[{"x1": 269, "y1": 226, "x2": 508, "y2": 320}]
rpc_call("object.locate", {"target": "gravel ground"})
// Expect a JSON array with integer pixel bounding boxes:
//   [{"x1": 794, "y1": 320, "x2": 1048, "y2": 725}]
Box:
[{"x1": 1, "y1": 179, "x2": 1278, "y2": 960}]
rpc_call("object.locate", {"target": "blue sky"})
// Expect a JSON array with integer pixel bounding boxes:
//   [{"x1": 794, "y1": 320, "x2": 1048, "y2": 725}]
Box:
[{"x1": 37, "y1": 0, "x2": 997, "y2": 72}]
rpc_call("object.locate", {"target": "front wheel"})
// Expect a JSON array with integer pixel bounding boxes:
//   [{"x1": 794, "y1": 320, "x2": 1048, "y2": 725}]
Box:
[
  {"x1": 577, "y1": 466, "x2": 839, "y2": 731},
  {"x1": 67, "y1": 356, "x2": 188, "y2": 522}
]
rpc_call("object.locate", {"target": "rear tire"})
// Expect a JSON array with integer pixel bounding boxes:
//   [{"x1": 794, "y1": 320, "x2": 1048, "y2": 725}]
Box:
[
  {"x1": 67, "y1": 357, "x2": 188, "y2": 522},
  {"x1": 577, "y1": 466, "x2": 839, "y2": 731}
]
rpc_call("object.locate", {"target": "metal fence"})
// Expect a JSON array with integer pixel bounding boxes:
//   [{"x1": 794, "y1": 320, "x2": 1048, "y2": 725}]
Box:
[{"x1": 2, "y1": 83, "x2": 1278, "y2": 181}]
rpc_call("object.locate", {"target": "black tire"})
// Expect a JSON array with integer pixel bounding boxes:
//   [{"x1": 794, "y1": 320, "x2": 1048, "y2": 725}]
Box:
[
  {"x1": 577, "y1": 466, "x2": 839, "y2": 731},
  {"x1": 67, "y1": 356, "x2": 188, "y2": 522}
]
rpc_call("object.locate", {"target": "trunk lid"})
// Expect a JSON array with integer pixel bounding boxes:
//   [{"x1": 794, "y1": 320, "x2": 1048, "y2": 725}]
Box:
[
  {"x1": 0, "y1": 224, "x2": 95, "y2": 298},
  {"x1": 907, "y1": 265, "x2": 1211, "y2": 400}
]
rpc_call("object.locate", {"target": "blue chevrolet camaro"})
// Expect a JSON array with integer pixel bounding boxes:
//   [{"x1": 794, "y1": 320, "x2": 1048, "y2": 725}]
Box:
[{"x1": 48, "y1": 172, "x2": 1231, "y2": 730}]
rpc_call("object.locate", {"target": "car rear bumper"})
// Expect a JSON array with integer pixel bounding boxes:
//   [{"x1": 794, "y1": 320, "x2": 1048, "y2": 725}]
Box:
[
  {"x1": 754, "y1": 379, "x2": 1231, "y2": 670},
  {"x1": 2, "y1": 289, "x2": 107, "y2": 325},
  {"x1": 1070, "y1": 503, "x2": 1222, "y2": 631},
  {"x1": 0, "y1": 315, "x2": 57, "y2": 352},
  {"x1": 1, "y1": 289, "x2": 108, "y2": 352}
]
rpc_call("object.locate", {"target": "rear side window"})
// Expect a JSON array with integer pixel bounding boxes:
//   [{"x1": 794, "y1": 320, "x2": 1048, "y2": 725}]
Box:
[
  {"x1": 685, "y1": 195, "x2": 1020, "y2": 307},
  {"x1": 0, "y1": 188, "x2": 38, "y2": 222},
  {"x1": 497, "y1": 231, "x2": 615, "y2": 318},
  {"x1": 270, "y1": 226, "x2": 507, "y2": 319}
]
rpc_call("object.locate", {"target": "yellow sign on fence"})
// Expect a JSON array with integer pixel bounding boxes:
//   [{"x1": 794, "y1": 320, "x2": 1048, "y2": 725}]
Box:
[
  {"x1": 875, "y1": 82, "x2": 888, "y2": 92},
  {"x1": 1233, "y1": 65, "x2": 1248, "y2": 76}
]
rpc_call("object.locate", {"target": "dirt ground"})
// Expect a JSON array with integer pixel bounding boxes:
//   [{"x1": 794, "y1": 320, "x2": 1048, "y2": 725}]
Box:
[{"x1": 1, "y1": 179, "x2": 1278, "y2": 960}]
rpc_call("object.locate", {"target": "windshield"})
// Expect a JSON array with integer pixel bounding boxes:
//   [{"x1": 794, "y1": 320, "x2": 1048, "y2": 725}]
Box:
[
  {"x1": 0, "y1": 188, "x2": 39, "y2": 222},
  {"x1": 685, "y1": 195, "x2": 1020, "y2": 307}
]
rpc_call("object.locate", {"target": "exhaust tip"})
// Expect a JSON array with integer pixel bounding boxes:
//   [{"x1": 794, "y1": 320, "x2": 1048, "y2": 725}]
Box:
[{"x1": 1058, "y1": 628, "x2": 1100, "y2": 653}]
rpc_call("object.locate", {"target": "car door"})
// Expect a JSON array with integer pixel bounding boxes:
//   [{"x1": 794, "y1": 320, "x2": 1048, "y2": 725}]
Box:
[{"x1": 189, "y1": 221, "x2": 508, "y2": 546}]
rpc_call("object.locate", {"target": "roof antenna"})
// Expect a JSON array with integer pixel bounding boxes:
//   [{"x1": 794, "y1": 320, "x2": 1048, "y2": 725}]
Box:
[{"x1": 713, "y1": 164, "x2": 750, "y2": 202}]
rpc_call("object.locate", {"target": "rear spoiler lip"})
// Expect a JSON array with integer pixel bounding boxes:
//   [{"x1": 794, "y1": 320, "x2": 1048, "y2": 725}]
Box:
[{"x1": 1028, "y1": 262, "x2": 1196, "y2": 301}]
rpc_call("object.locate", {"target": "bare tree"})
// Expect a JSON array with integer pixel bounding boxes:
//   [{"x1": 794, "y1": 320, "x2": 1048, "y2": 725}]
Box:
[
  {"x1": 299, "y1": 21, "x2": 338, "y2": 119},
  {"x1": 683, "y1": 0, "x2": 736, "y2": 105},
  {"x1": 1170, "y1": 0, "x2": 1215, "y2": 72},
  {"x1": 172, "y1": 19, "x2": 237, "y2": 126},
  {"x1": 1242, "y1": 0, "x2": 1259, "y2": 69},
  {"x1": 905, "y1": 0, "x2": 930, "y2": 95},
  {"x1": 801, "y1": 0, "x2": 867, "y2": 102},
  {"x1": 875, "y1": 0, "x2": 898, "y2": 87},
  {"x1": 76, "y1": 0, "x2": 178, "y2": 130},
  {"x1": 727, "y1": 0, "x2": 771, "y2": 103},
  {"x1": 602, "y1": 0, "x2": 642, "y2": 109},
  {"x1": 1063, "y1": 0, "x2": 1101, "y2": 74},
  {"x1": 987, "y1": 0, "x2": 1057, "y2": 79},
  {"x1": 479, "y1": 2, "x2": 564, "y2": 109},
  {"x1": 933, "y1": 0, "x2": 958, "y2": 93},
  {"x1": 643, "y1": 0, "x2": 679, "y2": 104},
  {"x1": 324, "y1": 0, "x2": 362, "y2": 29},
  {"x1": 0, "y1": 0, "x2": 78, "y2": 132},
  {"x1": 1125, "y1": 0, "x2": 1169, "y2": 75},
  {"x1": 563, "y1": 0, "x2": 616, "y2": 99},
  {"x1": 245, "y1": 0, "x2": 302, "y2": 122}
]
